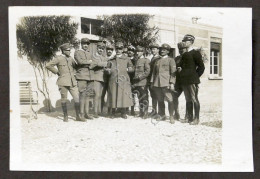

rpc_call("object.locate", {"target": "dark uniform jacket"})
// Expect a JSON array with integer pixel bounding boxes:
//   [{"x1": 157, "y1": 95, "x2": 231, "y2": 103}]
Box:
[
  {"x1": 174, "y1": 55, "x2": 182, "y2": 86},
  {"x1": 46, "y1": 55, "x2": 78, "y2": 87},
  {"x1": 150, "y1": 55, "x2": 176, "y2": 87},
  {"x1": 178, "y1": 49, "x2": 205, "y2": 85},
  {"x1": 132, "y1": 56, "x2": 150, "y2": 86},
  {"x1": 74, "y1": 49, "x2": 94, "y2": 81},
  {"x1": 89, "y1": 53, "x2": 108, "y2": 82},
  {"x1": 147, "y1": 55, "x2": 161, "y2": 84},
  {"x1": 106, "y1": 54, "x2": 134, "y2": 108}
]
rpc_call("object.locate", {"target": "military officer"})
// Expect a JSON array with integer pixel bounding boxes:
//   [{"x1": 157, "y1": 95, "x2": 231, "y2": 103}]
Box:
[
  {"x1": 132, "y1": 46, "x2": 150, "y2": 119},
  {"x1": 150, "y1": 43, "x2": 177, "y2": 124},
  {"x1": 173, "y1": 42, "x2": 188, "y2": 121},
  {"x1": 74, "y1": 38, "x2": 94, "y2": 120},
  {"x1": 89, "y1": 41, "x2": 108, "y2": 117},
  {"x1": 179, "y1": 34, "x2": 205, "y2": 125},
  {"x1": 101, "y1": 44, "x2": 114, "y2": 115},
  {"x1": 127, "y1": 45, "x2": 137, "y2": 116},
  {"x1": 46, "y1": 43, "x2": 83, "y2": 122},
  {"x1": 147, "y1": 43, "x2": 165, "y2": 118},
  {"x1": 106, "y1": 41, "x2": 134, "y2": 119}
]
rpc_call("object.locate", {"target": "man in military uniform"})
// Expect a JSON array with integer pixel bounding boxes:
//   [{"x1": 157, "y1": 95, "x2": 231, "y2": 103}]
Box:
[
  {"x1": 148, "y1": 43, "x2": 165, "y2": 118},
  {"x1": 127, "y1": 45, "x2": 137, "y2": 116},
  {"x1": 179, "y1": 34, "x2": 205, "y2": 125},
  {"x1": 101, "y1": 44, "x2": 114, "y2": 115},
  {"x1": 46, "y1": 43, "x2": 83, "y2": 122},
  {"x1": 173, "y1": 42, "x2": 188, "y2": 121},
  {"x1": 74, "y1": 38, "x2": 94, "y2": 120},
  {"x1": 90, "y1": 41, "x2": 108, "y2": 117},
  {"x1": 150, "y1": 43, "x2": 176, "y2": 124},
  {"x1": 106, "y1": 41, "x2": 134, "y2": 119},
  {"x1": 132, "y1": 46, "x2": 150, "y2": 119}
]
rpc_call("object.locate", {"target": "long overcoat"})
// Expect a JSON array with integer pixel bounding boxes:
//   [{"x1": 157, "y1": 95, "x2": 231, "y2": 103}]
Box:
[{"x1": 106, "y1": 55, "x2": 134, "y2": 108}]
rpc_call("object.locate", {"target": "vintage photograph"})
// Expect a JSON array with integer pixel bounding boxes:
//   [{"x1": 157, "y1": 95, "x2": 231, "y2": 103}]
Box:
[{"x1": 9, "y1": 7, "x2": 252, "y2": 171}]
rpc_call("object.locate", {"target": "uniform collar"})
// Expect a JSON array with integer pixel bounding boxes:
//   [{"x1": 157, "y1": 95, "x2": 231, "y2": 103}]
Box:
[
  {"x1": 162, "y1": 55, "x2": 169, "y2": 58},
  {"x1": 188, "y1": 46, "x2": 194, "y2": 52},
  {"x1": 138, "y1": 55, "x2": 144, "y2": 59}
]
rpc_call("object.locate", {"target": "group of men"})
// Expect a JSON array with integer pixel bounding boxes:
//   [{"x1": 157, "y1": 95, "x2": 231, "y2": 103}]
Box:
[{"x1": 46, "y1": 34, "x2": 205, "y2": 125}]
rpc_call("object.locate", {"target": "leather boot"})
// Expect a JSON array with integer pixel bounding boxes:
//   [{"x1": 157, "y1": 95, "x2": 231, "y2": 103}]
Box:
[
  {"x1": 84, "y1": 98, "x2": 93, "y2": 120},
  {"x1": 110, "y1": 108, "x2": 116, "y2": 119},
  {"x1": 169, "y1": 116, "x2": 175, "y2": 124},
  {"x1": 190, "y1": 101, "x2": 200, "y2": 125},
  {"x1": 130, "y1": 106, "x2": 136, "y2": 116},
  {"x1": 121, "y1": 108, "x2": 127, "y2": 119},
  {"x1": 173, "y1": 96, "x2": 180, "y2": 120},
  {"x1": 75, "y1": 102, "x2": 85, "y2": 122},
  {"x1": 61, "y1": 102, "x2": 68, "y2": 122},
  {"x1": 142, "y1": 106, "x2": 149, "y2": 119}
]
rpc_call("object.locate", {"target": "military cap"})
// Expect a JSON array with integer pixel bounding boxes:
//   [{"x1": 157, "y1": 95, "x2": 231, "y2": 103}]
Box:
[
  {"x1": 106, "y1": 44, "x2": 114, "y2": 50},
  {"x1": 182, "y1": 34, "x2": 195, "y2": 42},
  {"x1": 149, "y1": 43, "x2": 160, "y2": 49},
  {"x1": 59, "y1": 43, "x2": 71, "y2": 51},
  {"x1": 97, "y1": 41, "x2": 105, "y2": 48},
  {"x1": 127, "y1": 45, "x2": 136, "y2": 52},
  {"x1": 177, "y1": 42, "x2": 186, "y2": 50},
  {"x1": 81, "y1": 38, "x2": 90, "y2": 44},
  {"x1": 136, "y1": 45, "x2": 144, "y2": 52},
  {"x1": 160, "y1": 43, "x2": 171, "y2": 50},
  {"x1": 115, "y1": 41, "x2": 124, "y2": 48}
]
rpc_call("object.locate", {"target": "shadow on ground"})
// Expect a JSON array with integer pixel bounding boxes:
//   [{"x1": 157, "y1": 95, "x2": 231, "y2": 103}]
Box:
[{"x1": 200, "y1": 120, "x2": 222, "y2": 128}]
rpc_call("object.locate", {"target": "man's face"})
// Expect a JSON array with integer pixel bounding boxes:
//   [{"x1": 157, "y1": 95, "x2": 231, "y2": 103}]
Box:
[
  {"x1": 106, "y1": 48, "x2": 113, "y2": 57},
  {"x1": 81, "y1": 43, "x2": 89, "y2": 51},
  {"x1": 160, "y1": 48, "x2": 169, "y2": 56},
  {"x1": 179, "y1": 48, "x2": 187, "y2": 55},
  {"x1": 136, "y1": 51, "x2": 143, "y2": 58},
  {"x1": 115, "y1": 47, "x2": 123, "y2": 55},
  {"x1": 184, "y1": 40, "x2": 193, "y2": 48},
  {"x1": 97, "y1": 46, "x2": 104, "y2": 55},
  {"x1": 151, "y1": 47, "x2": 159, "y2": 56},
  {"x1": 62, "y1": 49, "x2": 71, "y2": 57},
  {"x1": 128, "y1": 50, "x2": 134, "y2": 57}
]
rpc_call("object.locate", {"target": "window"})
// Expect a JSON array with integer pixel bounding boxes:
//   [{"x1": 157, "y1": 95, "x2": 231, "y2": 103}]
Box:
[
  {"x1": 81, "y1": 17, "x2": 103, "y2": 36},
  {"x1": 210, "y1": 42, "x2": 222, "y2": 78}
]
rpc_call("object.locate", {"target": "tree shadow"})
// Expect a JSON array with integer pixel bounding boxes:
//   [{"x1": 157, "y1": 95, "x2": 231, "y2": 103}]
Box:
[
  {"x1": 38, "y1": 99, "x2": 77, "y2": 121},
  {"x1": 200, "y1": 120, "x2": 222, "y2": 128}
]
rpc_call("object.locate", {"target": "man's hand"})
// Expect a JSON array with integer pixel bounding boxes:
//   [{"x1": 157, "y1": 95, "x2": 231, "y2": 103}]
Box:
[
  {"x1": 177, "y1": 67, "x2": 182, "y2": 72},
  {"x1": 85, "y1": 60, "x2": 92, "y2": 65},
  {"x1": 57, "y1": 72, "x2": 60, "y2": 76},
  {"x1": 169, "y1": 84, "x2": 175, "y2": 91},
  {"x1": 133, "y1": 75, "x2": 139, "y2": 80}
]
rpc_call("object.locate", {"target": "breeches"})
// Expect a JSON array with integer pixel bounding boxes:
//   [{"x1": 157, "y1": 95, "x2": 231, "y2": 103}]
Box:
[
  {"x1": 181, "y1": 84, "x2": 199, "y2": 103},
  {"x1": 77, "y1": 80, "x2": 95, "y2": 97},
  {"x1": 58, "y1": 85, "x2": 79, "y2": 103},
  {"x1": 152, "y1": 86, "x2": 174, "y2": 102}
]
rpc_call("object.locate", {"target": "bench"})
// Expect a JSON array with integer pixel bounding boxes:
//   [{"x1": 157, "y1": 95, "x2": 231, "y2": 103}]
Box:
[{"x1": 19, "y1": 81, "x2": 39, "y2": 120}]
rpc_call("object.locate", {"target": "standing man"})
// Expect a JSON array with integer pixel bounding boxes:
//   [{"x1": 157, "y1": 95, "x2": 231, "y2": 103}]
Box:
[
  {"x1": 90, "y1": 41, "x2": 108, "y2": 117},
  {"x1": 132, "y1": 46, "x2": 150, "y2": 119},
  {"x1": 150, "y1": 43, "x2": 176, "y2": 124},
  {"x1": 173, "y1": 42, "x2": 188, "y2": 121},
  {"x1": 101, "y1": 44, "x2": 114, "y2": 115},
  {"x1": 127, "y1": 45, "x2": 137, "y2": 116},
  {"x1": 148, "y1": 43, "x2": 165, "y2": 118},
  {"x1": 106, "y1": 41, "x2": 134, "y2": 119},
  {"x1": 46, "y1": 43, "x2": 83, "y2": 122},
  {"x1": 179, "y1": 34, "x2": 205, "y2": 125},
  {"x1": 74, "y1": 38, "x2": 94, "y2": 120}
]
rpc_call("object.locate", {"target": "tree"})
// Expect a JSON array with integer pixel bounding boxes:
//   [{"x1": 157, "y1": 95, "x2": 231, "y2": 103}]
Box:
[
  {"x1": 17, "y1": 16, "x2": 78, "y2": 112},
  {"x1": 99, "y1": 14, "x2": 159, "y2": 50}
]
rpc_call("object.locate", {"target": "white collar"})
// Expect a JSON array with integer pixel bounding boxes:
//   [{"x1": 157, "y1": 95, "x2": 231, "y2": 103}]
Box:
[
  {"x1": 116, "y1": 54, "x2": 122, "y2": 58},
  {"x1": 162, "y1": 55, "x2": 168, "y2": 58},
  {"x1": 188, "y1": 46, "x2": 194, "y2": 52},
  {"x1": 138, "y1": 55, "x2": 144, "y2": 59}
]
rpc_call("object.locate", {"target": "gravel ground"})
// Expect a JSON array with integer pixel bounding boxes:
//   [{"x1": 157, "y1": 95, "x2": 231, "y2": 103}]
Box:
[{"x1": 21, "y1": 103, "x2": 222, "y2": 165}]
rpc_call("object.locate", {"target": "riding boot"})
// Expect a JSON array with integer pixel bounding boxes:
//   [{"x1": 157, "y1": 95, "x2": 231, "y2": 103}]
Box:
[
  {"x1": 61, "y1": 102, "x2": 68, "y2": 122},
  {"x1": 190, "y1": 101, "x2": 200, "y2": 125},
  {"x1": 142, "y1": 105, "x2": 149, "y2": 119},
  {"x1": 173, "y1": 97, "x2": 180, "y2": 120},
  {"x1": 84, "y1": 98, "x2": 93, "y2": 120},
  {"x1": 75, "y1": 102, "x2": 85, "y2": 122},
  {"x1": 187, "y1": 102, "x2": 193, "y2": 123},
  {"x1": 121, "y1": 108, "x2": 127, "y2": 119},
  {"x1": 131, "y1": 106, "x2": 136, "y2": 116},
  {"x1": 110, "y1": 108, "x2": 116, "y2": 119},
  {"x1": 157, "y1": 101, "x2": 166, "y2": 121},
  {"x1": 168, "y1": 102, "x2": 175, "y2": 124}
]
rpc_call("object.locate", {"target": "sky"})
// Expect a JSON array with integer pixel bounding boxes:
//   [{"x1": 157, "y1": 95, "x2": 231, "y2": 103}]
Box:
[{"x1": 12, "y1": 7, "x2": 224, "y2": 27}]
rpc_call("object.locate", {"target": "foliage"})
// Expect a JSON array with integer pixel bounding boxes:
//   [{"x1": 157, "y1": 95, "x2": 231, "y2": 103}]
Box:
[
  {"x1": 16, "y1": 16, "x2": 78, "y2": 112},
  {"x1": 17, "y1": 15, "x2": 78, "y2": 63},
  {"x1": 99, "y1": 14, "x2": 159, "y2": 48}
]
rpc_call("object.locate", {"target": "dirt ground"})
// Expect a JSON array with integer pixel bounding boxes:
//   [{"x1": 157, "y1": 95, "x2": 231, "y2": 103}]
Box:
[{"x1": 21, "y1": 104, "x2": 222, "y2": 165}]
